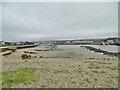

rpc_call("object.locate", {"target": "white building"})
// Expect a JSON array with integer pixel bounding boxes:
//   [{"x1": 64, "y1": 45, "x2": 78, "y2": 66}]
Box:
[{"x1": 107, "y1": 40, "x2": 114, "y2": 44}]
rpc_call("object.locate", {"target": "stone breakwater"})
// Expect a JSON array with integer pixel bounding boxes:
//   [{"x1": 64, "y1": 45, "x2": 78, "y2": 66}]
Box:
[{"x1": 81, "y1": 46, "x2": 120, "y2": 57}]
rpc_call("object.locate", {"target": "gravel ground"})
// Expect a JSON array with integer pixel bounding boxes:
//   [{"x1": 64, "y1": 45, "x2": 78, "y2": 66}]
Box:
[{"x1": 1, "y1": 45, "x2": 119, "y2": 88}]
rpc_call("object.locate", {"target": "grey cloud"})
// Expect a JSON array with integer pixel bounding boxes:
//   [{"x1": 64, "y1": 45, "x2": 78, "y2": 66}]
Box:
[{"x1": 2, "y1": 2, "x2": 118, "y2": 41}]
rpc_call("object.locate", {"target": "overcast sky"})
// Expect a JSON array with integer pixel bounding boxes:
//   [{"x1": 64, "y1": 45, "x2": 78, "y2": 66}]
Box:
[{"x1": 2, "y1": 2, "x2": 118, "y2": 41}]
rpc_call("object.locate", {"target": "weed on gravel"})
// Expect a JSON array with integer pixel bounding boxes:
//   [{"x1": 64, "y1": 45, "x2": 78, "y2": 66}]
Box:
[{"x1": 2, "y1": 68, "x2": 37, "y2": 88}]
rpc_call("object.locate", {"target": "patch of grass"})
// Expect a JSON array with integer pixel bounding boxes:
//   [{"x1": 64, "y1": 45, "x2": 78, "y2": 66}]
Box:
[
  {"x1": 78, "y1": 70, "x2": 82, "y2": 73},
  {"x1": 86, "y1": 78, "x2": 92, "y2": 83},
  {"x1": 88, "y1": 63, "x2": 101, "y2": 69},
  {"x1": 46, "y1": 77, "x2": 58, "y2": 85},
  {"x1": 92, "y1": 70, "x2": 105, "y2": 74},
  {"x1": 41, "y1": 85, "x2": 46, "y2": 87},
  {"x1": 118, "y1": 65, "x2": 120, "y2": 70},
  {"x1": 94, "y1": 78, "x2": 97, "y2": 81},
  {"x1": 111, "y1": 76, "x2": 118, "y2": 78},
  {"x1": 71, "y1": 80, "x2": 76, "y2": 84},
  {"x1": 106, "y1": 79, "x2": 114, "y2": 84},
  {"x1": 2, "y1": 68, "x2": 37, "y2": 88},
  {"x1": 79, "y1": 83, "x2": 83, "y2": 87},
  {"x1": 0, "y1": 72, "x2": 2, "y2": 88},
  {"x1": 73, "y1": 67, "x2": 83, "y2": 73},
  {"x1": 102, "y1": 62, "x2": 112, "y2": 64},
  {"x1": 54, "y1": 69, "x2": 69, "y2": 74},
  {"x1": 84, "y1": 61, "x2": 91, "y2": 63},
  {"x1": 93, "y1": 61, "x2": 112, "y2": 65},
  {"x1": 118, "y1": 76, "x2": 120, "y2": 82},
  {"x1": 105, "y1": 66, "x2": 118, "y2": 70},
  {"x1": 39, "y1": 68, "x2": 50, "y2": 73}
]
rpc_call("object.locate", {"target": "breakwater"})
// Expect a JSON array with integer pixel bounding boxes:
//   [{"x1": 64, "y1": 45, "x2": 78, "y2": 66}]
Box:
[{"x1": 81, "y1": 46, "x2": 119, "y2": 57}]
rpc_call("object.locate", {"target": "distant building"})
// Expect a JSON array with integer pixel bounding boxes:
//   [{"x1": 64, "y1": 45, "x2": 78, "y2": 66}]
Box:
[
  {"x1": 0, "y1": 41, "x2": 5, "y2": 46},
  {"x1": 107, "y1": 40, "x2": 114, "y2": 44},
  {"x1": 113, "y1": 38, "x2": 120, "y2": 45},
  {"x1": 17, "y1": 42, "x2": 21, "y2": 45},
  {"x1": 66, "y1": 41, "x2": 70, "y2": 43},
  {"x1": 74, "y1": 40, "x2": 81, "y2": 44},
  {"x1": 80, "y1": 40, "x2": 93, "y2": 43}
]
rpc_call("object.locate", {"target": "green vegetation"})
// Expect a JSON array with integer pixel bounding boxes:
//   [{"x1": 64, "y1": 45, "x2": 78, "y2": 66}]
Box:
[
  {"x1": 0, "y1": 72, "x2": 2, "y2": 88},
  {"x1": 94, "y1": 78, "x2": 97, "y2": 81},
  {"x1": 54, "y1": 69, "x2": 69, "y2": 74},
  {"x1": 2, "y1": 68, "x2": 37, "y2": 88},
  {"x1": 94, "y1": 61, "x2": 112, "y2": 65},
  {"x1": 106, "y1": 79, "x2": 114, "y2": 84},
  {"x1": 111, "y1": 76, "x2": 118, "y2": 78},
  {"x1": 105, "y1": 66, "x2": 118, "y2": 70},
  {"x1": 71, "y1": 80, "x2": 76, "y2": 84},
  {"x1": 41, "y1": 85, "x2": 47, "y2": 87},
  {"x1": 118, "y1": 65, "x2": 120, "y2": 70},
  {"x1": 39, "y1": 68, "x2": 50, "y2": 73},
  {"x1": 84, "y1": 61, "x2": 112, "y2": 65},
  {"x1": 92, "y1": 70, "x2": 105, "y2": 74},
  {"x1": 86, "y1": 78, "x2": 92, "y2": 83},
  {"x1": 84, "y1": 61, "x2": 91, "y2": 63},
  {"x1": 88, "y1": 63, "x2": 101, "y2": 69}
]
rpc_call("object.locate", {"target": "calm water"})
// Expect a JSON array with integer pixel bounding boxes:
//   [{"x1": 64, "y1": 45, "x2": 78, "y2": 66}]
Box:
[{"x1": 58, "y1": 45, "x2": 119, "y2": 53}]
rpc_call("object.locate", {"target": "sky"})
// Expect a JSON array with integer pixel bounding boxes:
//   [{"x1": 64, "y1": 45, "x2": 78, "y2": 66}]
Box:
[{"x1": 2, "y1": 2, "x2": 118, "y2": 42}]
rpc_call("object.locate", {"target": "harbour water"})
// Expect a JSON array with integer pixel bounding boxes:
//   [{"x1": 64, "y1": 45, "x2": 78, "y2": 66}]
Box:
[
  {"x1": 57, "y1": 45, "x2": 118, "y2": 60},
  {"x1": 57, "y1": 45, "x2": 119, "y2": 53}
]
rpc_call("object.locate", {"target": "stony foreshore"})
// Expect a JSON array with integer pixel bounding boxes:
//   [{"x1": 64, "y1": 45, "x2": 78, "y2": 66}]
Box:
[{"x1": 1, "y1": 45, "x2": 119, "y2": 88}]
